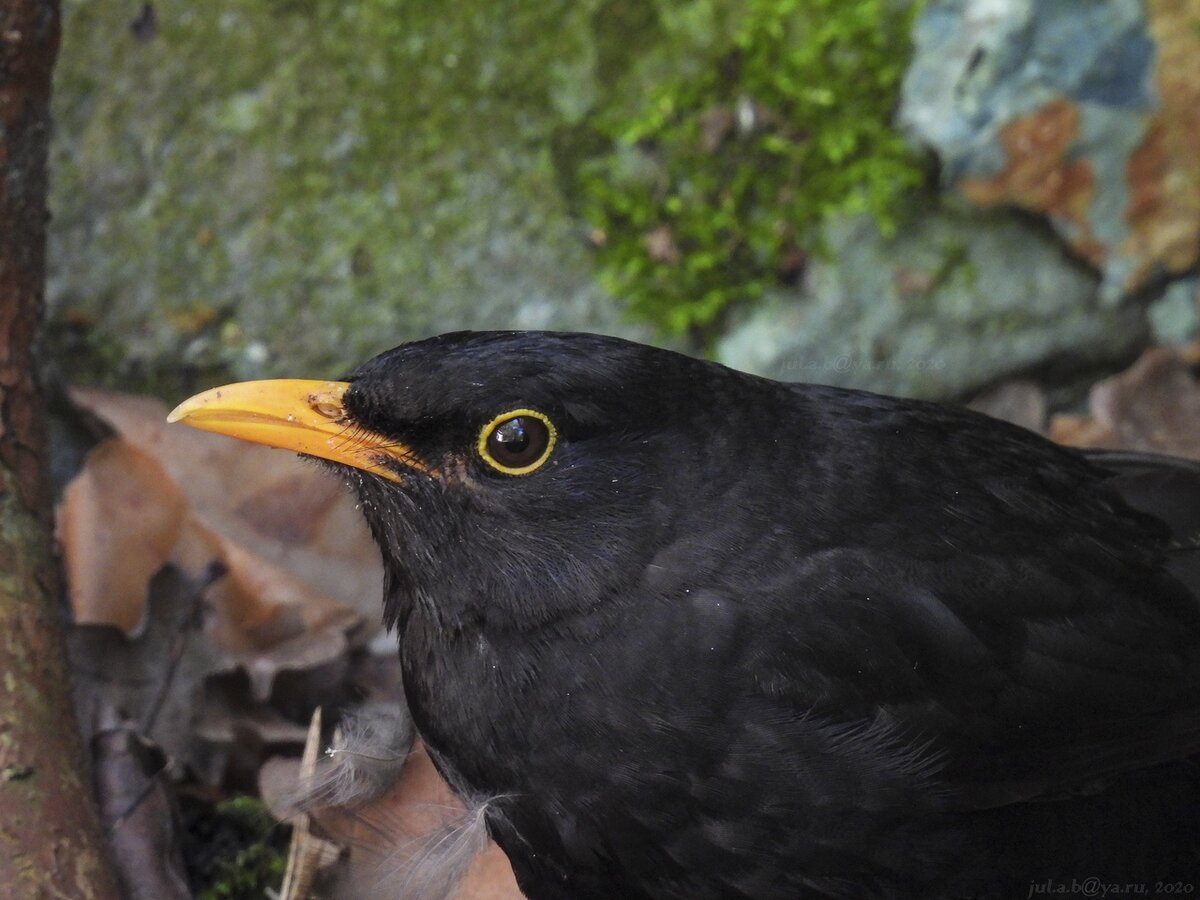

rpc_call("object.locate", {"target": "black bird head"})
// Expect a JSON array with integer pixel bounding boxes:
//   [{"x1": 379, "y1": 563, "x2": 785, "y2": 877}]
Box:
[{"x1": 169, "y1": 330, "x2": 775, "y2": 635}]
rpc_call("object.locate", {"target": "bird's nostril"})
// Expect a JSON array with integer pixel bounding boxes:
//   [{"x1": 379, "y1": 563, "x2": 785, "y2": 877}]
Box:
[{"x1": 309, "y1": 394, "x2": 345, "y2": 420}]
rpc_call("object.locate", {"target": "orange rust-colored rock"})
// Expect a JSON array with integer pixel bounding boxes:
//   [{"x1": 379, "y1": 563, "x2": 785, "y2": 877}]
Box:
[
  {"x1": 961, "y1": 98, "x2": 1104, "y2": 267},
  {"x1": 1122, "y1": 0, "x2": 1200, "y2": 289},
  {"x1": 930, "y1": 1, "x2": 1200, "y2": 296}
]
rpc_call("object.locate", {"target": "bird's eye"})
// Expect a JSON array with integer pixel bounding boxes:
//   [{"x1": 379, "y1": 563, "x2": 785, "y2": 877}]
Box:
[{"x1": 478, "y1": 409, "x2": 556, "y2": 475}]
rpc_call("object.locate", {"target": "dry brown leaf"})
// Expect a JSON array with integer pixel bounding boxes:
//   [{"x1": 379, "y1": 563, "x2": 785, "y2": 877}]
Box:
[
  {"x1": 969, "y1": 380, "x2": 1048, "y2": 434},
  {"x1": 192, "y1": 528, "x2": 361, "y2": 702},
  {"x1": 381, "y1": 745, "x2": 523, "y2": 900},
  {"x1": 192, "y1": 677, "x2": 313, "y2": 785},
  {"x1": 262, "y1": 735, "x2": 523, "y2": 900},
  {"x1": 59, "y1": 437, "x2": 187, "y2": 633},
  {"x1": 71, "y1": 387, "x2": 384, "y2": 622},
  {"x1": 171, "y1": 514, "x2": 226, "y2": 580},
  {"x1": 207, "y1": 546, "x2": 310, "y2": 648},
  {"x1": 459, "y1": 844, "x2": 528, "y2": 900},
  {"x1": 93, "y1": 724, "x2": 191, "y2": 900},
  {"x1": 65, "y1": 387, "x2": 371, "y2": 701},
  {"x1": 60, "y1": 387, "x2": 376, "y2": 794},
  {"x1": 68, "y1": 566, "x2": 228, "y2": 779},
  {"x1": 259, "y1": 755, "x2": 310, "y2": 824},
  {"x1": 242, "y1": 628, "x2": 353, "y2": 706},
  {"x1": 1049, "y1": 344, "x2": 1200, "y2": 455},
  {"x1": 1046, "y1": 412, "x2": 1117, "y2": 447}
]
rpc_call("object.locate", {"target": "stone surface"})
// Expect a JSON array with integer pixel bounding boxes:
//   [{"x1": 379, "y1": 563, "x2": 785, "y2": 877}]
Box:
[
  {"x1": 1148, "y1": 277, "x2": 1200, "y2": 344},
  {"x1": 901, "y1": 0, "x2": 1200, "y2": 301},
  {"x1": 48, "y1": 0, "x2": 1177, "y2": 402},
  {"x1": 716, "y1": 209, "x2": 1146, "y2": 399},
  {"x1": 46, "y1": 0, "x2": 650, "y2": 391}
]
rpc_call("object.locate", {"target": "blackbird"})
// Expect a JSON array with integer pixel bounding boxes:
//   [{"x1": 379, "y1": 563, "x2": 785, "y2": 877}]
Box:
[{"x1": 170, "y1": 331, "x2": 1200, "y2": 899}]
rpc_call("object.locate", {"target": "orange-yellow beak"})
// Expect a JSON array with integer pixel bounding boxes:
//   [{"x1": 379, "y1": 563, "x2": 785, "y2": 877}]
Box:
[{"x1": 167, "y1": 379, "x2": 424, "y2": 482}]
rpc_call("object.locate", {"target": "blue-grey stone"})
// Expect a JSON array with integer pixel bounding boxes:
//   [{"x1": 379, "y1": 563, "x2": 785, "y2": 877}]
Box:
[
  {"x1": 899, "y1": 0, "x2": 1159, "y2": 302},
  {"x1": 1149, "y1": 279, "x2": 1200, "y2": 345},
  {"x1": 715, "y1": 209, "x2": 1146, "y2": 400}
]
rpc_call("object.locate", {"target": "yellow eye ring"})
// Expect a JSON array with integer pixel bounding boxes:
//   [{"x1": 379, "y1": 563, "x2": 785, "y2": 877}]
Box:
[{"x1": 477, "y1": 409, "x2": 557, "y2": 475}]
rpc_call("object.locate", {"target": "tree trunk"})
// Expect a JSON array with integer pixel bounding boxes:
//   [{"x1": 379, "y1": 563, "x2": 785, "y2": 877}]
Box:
[{"x1": 0, "y1": 2, "x2": 120, "y2": 895}]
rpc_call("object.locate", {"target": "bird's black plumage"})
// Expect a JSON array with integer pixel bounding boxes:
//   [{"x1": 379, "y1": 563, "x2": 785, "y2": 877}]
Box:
[{"x1": 324, "y1": 331, "x2": 1200, "y2": 898}]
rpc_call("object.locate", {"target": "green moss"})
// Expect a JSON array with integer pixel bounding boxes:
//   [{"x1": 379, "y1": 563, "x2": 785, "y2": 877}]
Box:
[
  {"x1": 197, "y1": 842, "x2": 286, "y2": 900},
  {"x1": 49, "y1": 0, "x2": 924, "y2": 384},
  {"x1": 573, "y1": 0, "x2": 928, "y2": 342},
  {"x1": 182, "y1": 795, "x2": 288, "y2": 900}
]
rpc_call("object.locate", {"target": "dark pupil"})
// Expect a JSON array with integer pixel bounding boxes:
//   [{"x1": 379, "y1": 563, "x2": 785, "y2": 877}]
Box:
[
  {"x1": 495, "y1": 418, "x2": 530, "y2": 453},
  {"x1": 488, "y1": 416, "x2": 547, "y2": 468}
]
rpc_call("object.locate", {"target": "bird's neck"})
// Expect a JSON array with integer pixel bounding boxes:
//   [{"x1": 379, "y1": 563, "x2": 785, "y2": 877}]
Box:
[{"x1": 396, "y1": 583, "x2": 642, "y2": 797}]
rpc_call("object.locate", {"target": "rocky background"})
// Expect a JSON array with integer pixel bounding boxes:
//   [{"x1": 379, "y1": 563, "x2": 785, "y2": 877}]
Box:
[{"x1": 46, "y1": 0, "x2": 1200, "y2": 402}]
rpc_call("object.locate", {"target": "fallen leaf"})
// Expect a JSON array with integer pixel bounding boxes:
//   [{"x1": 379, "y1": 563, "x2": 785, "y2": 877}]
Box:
[
  {"x1": 969, "y1": 380, "x2": 1048, "y2": 434},
  {"x1": 68, "y1": 565, "x2": 226, "y2": 778},
  {"x1": 1049, "y1": 344, "x2": 1200, "y2": 455},
  {"x1": 263, "y1": 741, "x2": 523, "y2": 900},
  {"x1": 93, "y1": 720, "x2": 191, "y2": 900},
  {"x1": 71, "y1": 387, "x2": 384, "y2": 622},
  {"x1": 58, "y1": 438, "x2": 187, "y2": 633}
]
